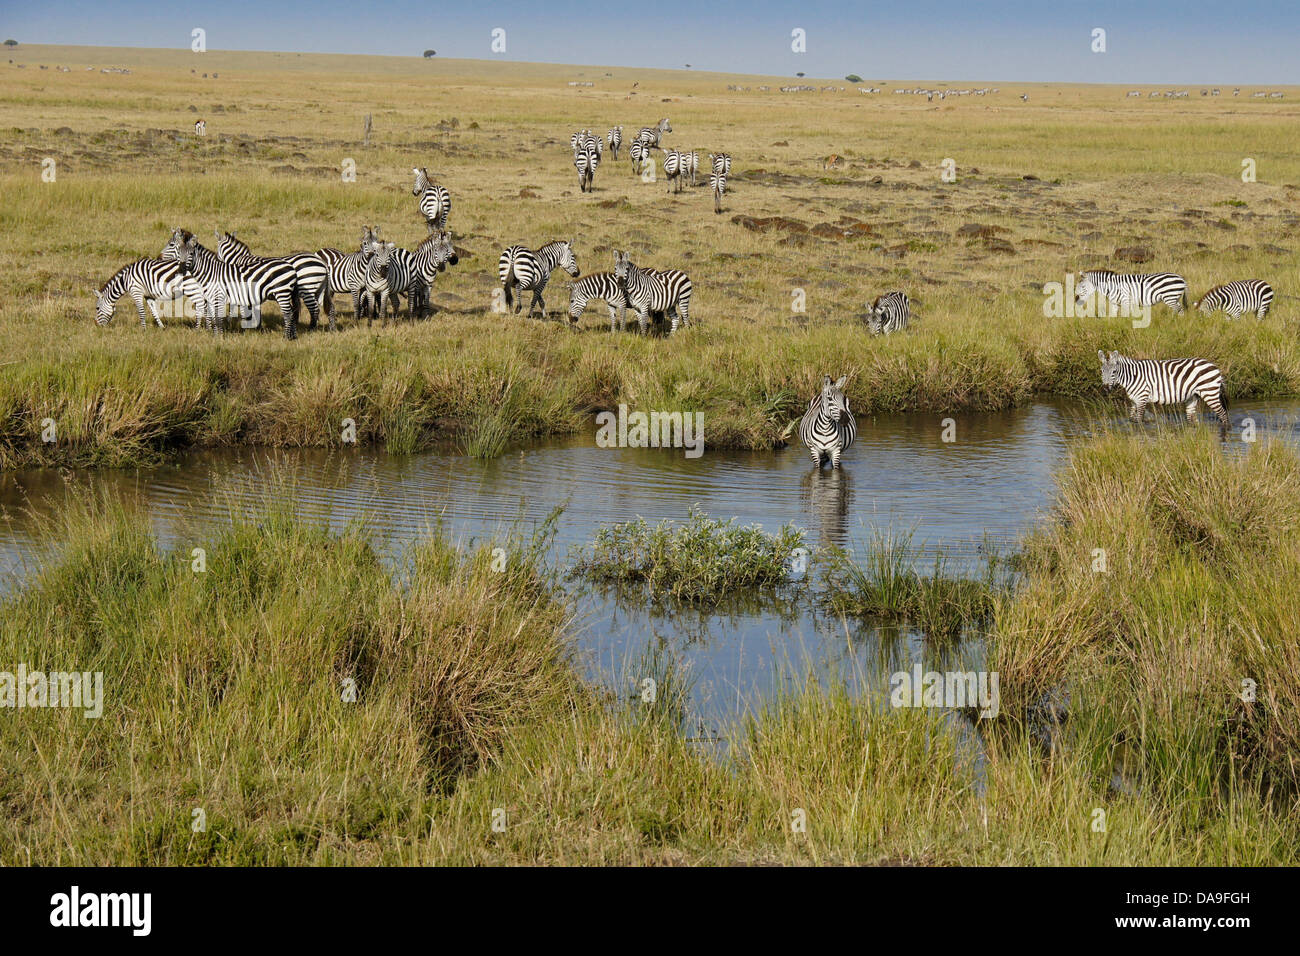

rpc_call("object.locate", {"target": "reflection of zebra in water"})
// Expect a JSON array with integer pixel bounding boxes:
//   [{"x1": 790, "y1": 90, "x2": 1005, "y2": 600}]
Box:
[
  {"x1": 1075, "y1": 270, "x2": 1187, "y2": 314},
  {"x1": 498, "y1": 240, "x2": 580, "y2": 318},
  {"x1": 1193, "y1": 280, "x2": 1273, "y2": 319},
  {"x1": 1098, "y1": 350, "x2": 1229, "y2": 431},
  {"x1": 801, "y1": 464, "x2": 853, "y2": 546},
  {"x1": 798, "y1": 375, "x2": 857, "y2": 468},
  {"x1": 869, "y1": 291, "x2": 910, "y2": 334},
  {"x1": 93, "y1": 257, "x2": 182, "y2": 327}
]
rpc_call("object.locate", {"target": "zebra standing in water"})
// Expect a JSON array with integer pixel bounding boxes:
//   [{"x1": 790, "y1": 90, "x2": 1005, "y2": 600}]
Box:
[
  {"x1": 1098, "y1": 350, "x2": 1229, "y2": 432},
  {"x1": 407, "y1": 230, "x2": 459, "y2": 318},
  {"x1": 161, "y1": 229, "x2": 300, "y2": 338},
  {"x1": 709, "y1": 152, "x2": 731, "y2": 213},
  {"x1": 412, "y1": 167, "x2": 452, "y2": 232},
  {"x1": 1194, "y1": 280, "x2": 1274, "y2": 319},
  {"x1": 215, "y1": 232, "x2": 328, "y2": 329},
  {"x1": 498, "y1": 240, "x2": 580, "y2": 318},
  {"x1": 607, "y1": 126, "x2": 623, "y2": 160},
  {"x1": 567, "y1": 272, "x2": 629, "y2": 331},
  {"x1": 574, "y1": 136, "x2": 600, "y2": 192},
  {"x1": 798, "y1": 375, "x2": 857, "y2": 469},
  {"x1": 635, "y1": 117, "x2": 671, "y2": 149},
  {"x1": 663, "y1": 149, "x2": 685, "y2": 193},
  {"x1": 1075, "y1": 270, "x2": 1187, "y2": 315},
  {"x1": 868, "y1": 291, "x2": 910, "y2": 334},
  {"x1": 92, "y1": 258, "x2": 182, "y2": 327},
  {"x1": 612, "y1": 250, "x2": 692, "y2": 334}
]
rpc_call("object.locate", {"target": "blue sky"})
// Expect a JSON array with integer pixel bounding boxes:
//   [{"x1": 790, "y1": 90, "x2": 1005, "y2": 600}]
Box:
[{"x1": 3, "y1": 1, "x2": 1298, "y2": 84}]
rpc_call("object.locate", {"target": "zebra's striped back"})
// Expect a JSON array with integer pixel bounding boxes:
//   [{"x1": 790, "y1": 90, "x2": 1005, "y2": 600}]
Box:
[
  {"x1": 412, "y1": 167, "x2": 452, "y2": 232},
  {"x1": 607, "y1": 126, "x2": 622, "y2": 159},
  {"x1": 869, "y1": 291, "x2": 910, "y2": 334},
  {"x1": 568, "y1": 272, "x2": 629, "y2": 330},
  {"x1": 612, "y1": 250, "x2": 692, "y2": 334},
  {"x1": 709, "y1": 153, "x2": 731, "y2": 213},
  {"x1": 1194, "y1": 280, "x2": 1273, "y2": 319},
  {"x1": 574, "y1": 138, "x2": 600, "y2": 192},
  {"x1": 1077, "y1": 270, "x2": 1187, "y2": 314},
  {"x1": 797, "y1": 375, "x2": 857, "y2": 468},
  {"x1": 94, "y1": 257, "x2": 182, "y2": 327},
  {"x1": 1099, "y1": 350, "x2": 1228, "y2": 428},
  {"x1": 663, "y1": 149, "x2": 685, "y2": 192}
]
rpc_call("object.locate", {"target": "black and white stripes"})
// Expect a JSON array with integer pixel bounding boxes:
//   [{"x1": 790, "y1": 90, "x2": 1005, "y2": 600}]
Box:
[
  {"x1": 869, "y1": 291, "x2": 910, "y2": 335},
  {"x1": 567, "y1": 272, "x2": 628, "y2": 331},
  {"x1": 635, "y1": 118, "x2": 671, "y2": 149},
  {"x1": 1194, "y1": 280, "x2": 1273, "y2": 319},
  {"x1": 613, "y1": 249, "x2": 692, "y2": 334},
  {"x1": 709, "y1": 152, "x2": 731, "y2": 213},
  {"x1": 573, "y1": 132, "x2": 600, "y2": 192},
  {"x1": 498, "y1": 240, "x2": 580, "y2": 318},
  {"x1": 1076, "y1": 270, "x2": 1187, "y2": 314},
  {"x1": 93, "y1": 257, "x2": 182, "y2": 327},
  {"x1": 798, "y1": 375, "x2": 857, "y2": 468},
  {"x1": 412, "y1": 167, "x2": 452, "y2": 232},
  {"x1": 607, "y1": 126, "x2": 623, "y2": 160},
  {"x1": 1099, "y1": 350, "x2": 1228, "y2": 429},
  {"x1": 161, "y1": 228, "x2": 301, "y2": 338}
]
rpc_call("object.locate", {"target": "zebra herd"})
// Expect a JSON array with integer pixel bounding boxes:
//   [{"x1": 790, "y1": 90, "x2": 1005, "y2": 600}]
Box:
[
  {"x1": 1074, "y1": 271, "x2": 1274, "y2": 319},
  {"x1": 568, "y1": 118, "x2": 732, "y2": 213}
]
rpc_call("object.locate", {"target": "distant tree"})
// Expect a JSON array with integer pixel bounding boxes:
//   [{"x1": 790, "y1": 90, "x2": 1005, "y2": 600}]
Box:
[
  {"x1": 795, "y1": 71, "x2": 805, "y2": 77},
  {"x1": 3, "y1": 39, "x2": 17, "y2": 47},
  {"x1": 845, "y1": 74, "x2": 862, "y2": 83},
  {"x1": 422, "y1": 49, "x2": 436, "y2": 58}
]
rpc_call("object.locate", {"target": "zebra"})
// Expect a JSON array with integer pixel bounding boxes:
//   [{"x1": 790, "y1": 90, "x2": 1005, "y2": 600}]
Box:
[
  {"x1": 363, "y1": 241, "x2": 404, "y2": 326},
  {"x1": 629, "y1": 140, "x2": 652, "y2": 178},
  {"x1": 612, "y1": 250, "x2": 692, "y2": 334},
  {"x1": 797, "y1": 375, "x2": 857, "y2": 468},
  {"x1": 709, "y1": 152, "x2": 731, "y2": 213},
  {"x1": 607, "y1": 126, "x2": 623, "y2": 160},
  {"x1": 498, "y1": 240, "x2": 580, "y2": 318},
  {"x1": 407, "y1": 230, "x2": 459, "y2": 318},
  {"x1": 1193, "y1": 280, "x2": 1273, "y2": 319},
  {"x1": 215, "y1": 231, "x2": 328, "y2": 330},
  {"x1": 160, "y1": 228, "x2": 300, "y2": 338},
  {"x1": 685, "y1": 150, "x2": 700, "y2": 187},
  {"x1": 93, "y1": 257, "x2": 183, "y2": 327},
  {"x1": 663, "y1": 149, "x2": 685, "y2": 193},
  {"x1": 1075, "y1": 270, "x2": 1187, "y2": 315},
  {"x1": 635, "y1": 117, "x2": 671, "y2": 149},
  {"x1": 868, "y1": 291, "x2": 910, "y2": 334},
  {"x1": 1098, "y1": 350, "x2": 1229, "y2": 431},
  {"x1": 316, "y1": 238, "x2": 372, "y2": 330},
  {"x1": 574, "y1": 138, "x2": 600, "y2": 192},
  {"x1": 412, "y1": 167, "x2": 452, "y2": 232},
  {"x1": 567, "y1": 272, "x2": 629, "y2": 331}
]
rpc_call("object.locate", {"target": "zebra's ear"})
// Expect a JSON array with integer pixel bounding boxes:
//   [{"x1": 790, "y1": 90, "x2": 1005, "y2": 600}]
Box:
[
  {"x1": 834, "y1": 376, "x2": 848, "y2": 389},
  {"x1": 1109, "y1": 350, "x2": 1120, "y2": 361},
  {"x1": 1098, "y1": 350, "x2": 1106, "y2": 364},
  {"x1": 822, "y1": 374, "x2": 832, "y2": 388}
]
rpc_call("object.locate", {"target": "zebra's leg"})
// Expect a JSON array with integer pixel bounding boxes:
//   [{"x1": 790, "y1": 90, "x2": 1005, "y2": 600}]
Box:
[
  {"x1": 831, "y1": 446, "x2": 843, "y2": 469},
  {"x1": 809, "y1": 447, "x2": 823, "y2": 467},
  {"x1": 678, "y1": 296, "x2": 690, "y2": 330},
  {"x1": 131, "y1": 289, "x2": 148, "y2": 327},
  {"x1": 306, "y1": 289, "x2": 321, "y2": 329},
  {"x1": 1186, "y1": 397, "x2": 1201, "y2": 423},
  {"x1": 277, "y1": 292, "x2": 297, "y2": 340},
  {"x1": 148, "y1": 299, "x2": 164, "y2": 328},
  {"x1": 637, "y1": 308, "x2": 649, "y2": 335},
  {"x1": 531, "y1": 278, "x2": 548, "y2": 318},
  {"x1": 669, "y1": 308, "x2": 680, "y2": 334},
  {"x1": 1130, "y1": 400, "x2": 1146, "y2": 423}
]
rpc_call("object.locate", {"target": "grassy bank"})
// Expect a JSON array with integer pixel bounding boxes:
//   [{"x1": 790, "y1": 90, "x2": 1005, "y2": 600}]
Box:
[
  {"x1": 2, "y1": 48, "x2": 1299, "y2": 468},
  {"x1": 4, "y1": 430, "x2": 1299, "y2": 864}
]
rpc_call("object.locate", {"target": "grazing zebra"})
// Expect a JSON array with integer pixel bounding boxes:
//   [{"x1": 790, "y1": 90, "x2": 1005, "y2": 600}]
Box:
[
  {"x1": 161, "y1": 228, "x2": 300, "y2": 338},
  {"x1": 498, "y1": 240, "x2": 580, "y2": 318},
  {"x1": 567, "y1": 272, "x2": 629, "y2": 331},
  {"x1": 635, "y1": 117, "x2": 671, "y2": 148},
  {"x1": 215, "y1": 232, "x2": 328, "y2": 329},
  {"x1": 663, "y1": 149, "x2": 685, "y2": 193},
  {"x1": 412, "y1": 167, "x2": 452, "y2": 232},
  {"x1": 869, "y1": 291, "x2": 910, "y2": 334},
  {"x1": 798, "y1": 375, "x2": 857, "y2": 468},
  {"x1": 407, "y1": 230, "x2": 459, "y2": 318},
  {"x1": 1194, "y1": 280, "x2": 1273, "y2": 319},
  {"x1": 93, "y1": 257, "x2": 182, "y2": 328},
  {"x1": 628, "y1": 140, "x2": 654, "y2": 178},
  {"x1": 574, "y1": 138, "x2": 600, "y2": 192},
  {"x1": 708, "y1": 152, "x2": 731, "y2": 214},
  {"x1": 1098, "y1": 350, "x2": 1229, "y2": 430},
  {"x1": 1075, "y1": 270, "x2": 1187, "y2": 315},
  {"x1": 607, "y1": 126, "x2": 623, "y2": 160},
  {"x1": 612, "y1": 250, "x2": 692, "y2": 334}
]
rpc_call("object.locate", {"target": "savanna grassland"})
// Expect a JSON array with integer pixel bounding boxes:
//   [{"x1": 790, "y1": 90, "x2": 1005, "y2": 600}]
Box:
[
  {"x1": 1, "y1": 45, "x2": 1298, "y2": 467},
  {"x1": 3, "y1": 45, "x2": 1300, "y2": 866}
]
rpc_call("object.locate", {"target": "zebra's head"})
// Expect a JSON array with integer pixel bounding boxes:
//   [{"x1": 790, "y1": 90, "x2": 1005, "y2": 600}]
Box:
[
  {"x1": 434, "y1": 231, "x2": 458, "y2": 270},
  {"x1": 371, "y1": 241, "x2": 395, "y2": 279},
  {"x1": 361, "y1": 226, "x2": 384, "y2": 258},
  {"x1": 1098, "y1": 349, "x2": 1124, "y2": 387},
  {"x1": 659, "y1": 118, "x2": 671, "y2": 133},
  {"x1": 819, "y1": 375, "x2": 851, "y2": 423},
  {"x1": 1074, "y1": 272, "x2": 1097, "y2": 307},
  {"x1": 161, "y1": 229, "x2": 197, "y2": 273},
  {"x1": 412, "y1": 168, "x2": 430, "y2": 196},
  {"x1": 93, "y1": 286, "x2": 114, "y2": 326},
  {"x1": 612, "y1": 250, "x2": 632, "y2": 286},
  {"x1": 557, "y1": 240, "x2": 579, "y2": 278}
]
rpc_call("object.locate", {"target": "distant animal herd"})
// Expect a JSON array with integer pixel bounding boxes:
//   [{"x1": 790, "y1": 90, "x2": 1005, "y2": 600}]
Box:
[{"x1": 90, "y1": 113, "x2": 1280, "y2": 466}]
